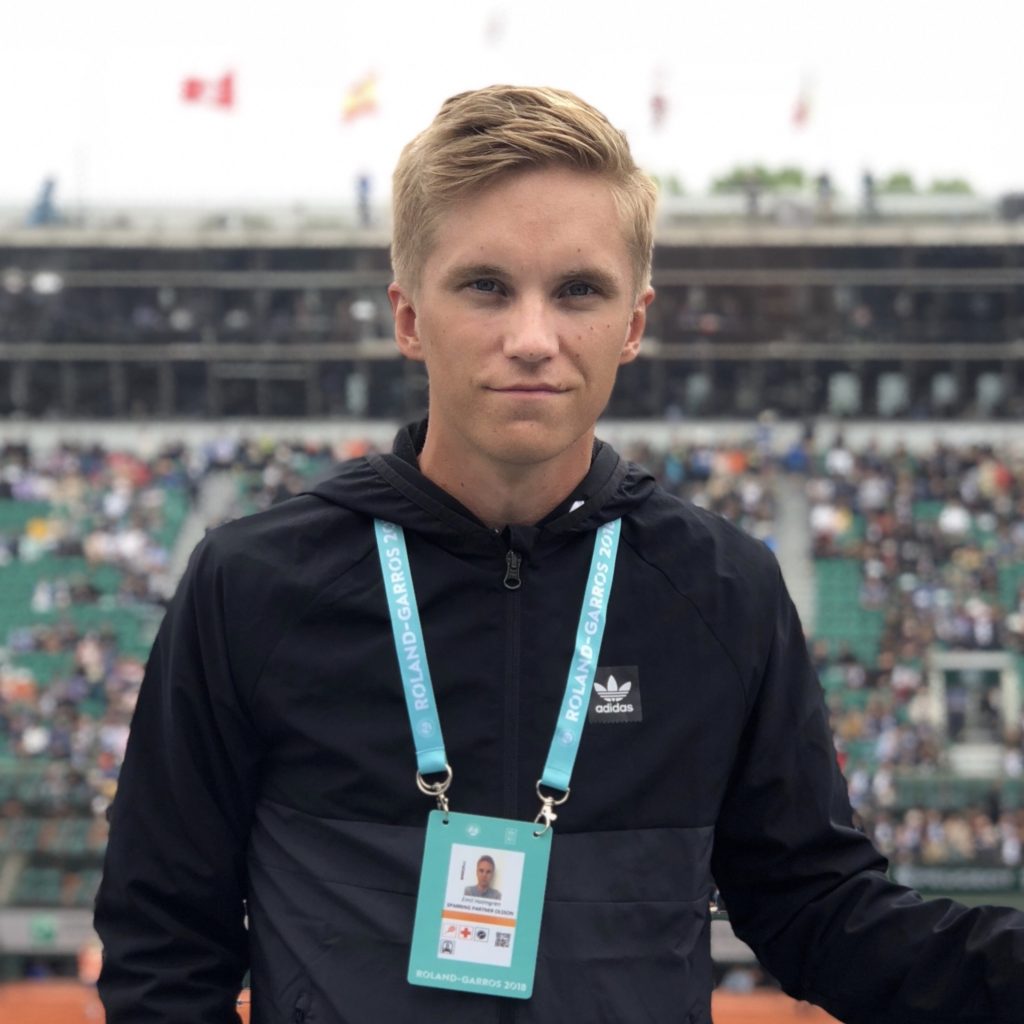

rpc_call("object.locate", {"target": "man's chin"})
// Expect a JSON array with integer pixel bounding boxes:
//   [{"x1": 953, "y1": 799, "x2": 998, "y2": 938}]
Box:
[{"x1": 483, "y1": 426, "x2": 588, "y2": 469}]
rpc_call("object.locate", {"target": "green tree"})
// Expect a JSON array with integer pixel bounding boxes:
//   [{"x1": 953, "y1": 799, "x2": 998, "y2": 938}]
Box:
[
  {"x1": 774, "y1": 166, "x2": 807, "y2": 190},
  {"x1": 712, "y1": 164, "x2": 770, "y2": 193},
  {"x1": 880, "y1": 171, "x2": 917, "y2": 194},
  {"x1": 711, "y1": 164, "x2": 809, "y2": 193},
  {"x1": 652, "y1": 173, "x2": 686, "y2": 196},
  {"x1": 663, "y1": 174, "x2": 686, "y2": 197},
  {"x1": 929, "y1": 178, "x2": 974, "y2": 195}
]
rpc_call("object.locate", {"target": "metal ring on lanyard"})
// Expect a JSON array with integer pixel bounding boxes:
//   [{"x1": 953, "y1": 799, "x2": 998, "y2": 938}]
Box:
[
  {"x1": 416, "y1": 764, "x2": 453, "y2": 817},
  {"x1": 533, "y1": 780, "x2": 571, "y2": 837}
]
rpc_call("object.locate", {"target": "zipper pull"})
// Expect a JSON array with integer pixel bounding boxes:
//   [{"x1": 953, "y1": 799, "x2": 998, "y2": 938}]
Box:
[{"x1": 504, "y1": 550, "x2": 523, "y2": 590}]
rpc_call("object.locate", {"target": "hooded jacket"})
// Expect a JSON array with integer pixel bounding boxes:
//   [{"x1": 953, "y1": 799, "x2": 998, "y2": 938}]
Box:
[{"x1": 96, "y1": 425, "x2": 1024, "y2": 1024}]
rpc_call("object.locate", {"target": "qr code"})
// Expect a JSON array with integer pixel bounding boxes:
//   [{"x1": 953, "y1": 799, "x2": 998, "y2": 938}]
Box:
[{"x1": 495, "y1": 932, "x2": 511, "y2": 948}]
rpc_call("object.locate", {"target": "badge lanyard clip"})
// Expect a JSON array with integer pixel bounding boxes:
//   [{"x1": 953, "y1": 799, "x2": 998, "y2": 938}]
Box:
[
  {"x1": 416, "y1": 764, "x2": 452, "y2": 819},
  {"x1": 533, "y1": 782, "x2": 570, "y2": 837}
]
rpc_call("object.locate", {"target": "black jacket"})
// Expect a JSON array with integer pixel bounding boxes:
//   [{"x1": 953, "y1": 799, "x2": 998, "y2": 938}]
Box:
[{"x1": 96, "y1": 426, "x2": 1024, "y2": 1023}]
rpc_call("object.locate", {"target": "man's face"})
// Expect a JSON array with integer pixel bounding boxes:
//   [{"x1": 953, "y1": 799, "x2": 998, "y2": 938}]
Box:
[
  {"x1": 389, "y1": 167, "x2": 653, "y2": 473},
  {"x1": 476, "y1": 859, "x2": 494, "y2": 889}
]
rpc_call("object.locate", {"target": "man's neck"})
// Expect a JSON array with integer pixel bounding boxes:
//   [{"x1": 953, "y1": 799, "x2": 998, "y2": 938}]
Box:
[{"x1": 417, "y1": 432, "x2": 593, "y2": 529}]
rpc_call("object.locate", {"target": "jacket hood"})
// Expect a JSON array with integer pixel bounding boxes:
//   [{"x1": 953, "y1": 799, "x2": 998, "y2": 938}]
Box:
[{"x1": 307, "y1": 421, "x2": 657, "y2": 553}]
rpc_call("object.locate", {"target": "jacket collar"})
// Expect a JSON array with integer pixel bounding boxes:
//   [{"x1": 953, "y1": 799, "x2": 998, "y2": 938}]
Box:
[{"x1": 308, "y1": 420, "x2": 655, "y2": 556}]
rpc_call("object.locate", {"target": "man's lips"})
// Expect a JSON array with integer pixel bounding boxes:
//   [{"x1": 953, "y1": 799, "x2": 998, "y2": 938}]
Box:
[{"x1": 487, "y1": 384, "x2": 566, "y2": 393}]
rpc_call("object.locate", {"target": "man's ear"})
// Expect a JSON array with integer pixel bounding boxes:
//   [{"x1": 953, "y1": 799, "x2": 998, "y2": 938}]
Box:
[
  {"x1": 388, "y1": 281, "x2": 424, "y2": 361},
  {"x1": 620, "y1": 286, "x2": 655, "y2": 365}
]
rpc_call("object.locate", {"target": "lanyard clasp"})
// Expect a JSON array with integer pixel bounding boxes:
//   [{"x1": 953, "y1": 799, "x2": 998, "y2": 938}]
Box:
[
  {"x1": 416, "y1": 764, "x2": 453, "y2": 818},
  {"x1": 533, "y1": 780, "x2": 570, "y2": 837}
]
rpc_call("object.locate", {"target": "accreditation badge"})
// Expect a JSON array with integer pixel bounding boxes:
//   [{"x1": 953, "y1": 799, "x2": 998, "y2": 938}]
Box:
[{"x1": 408, "y1": 810, "x2": 552, "y2": 999}]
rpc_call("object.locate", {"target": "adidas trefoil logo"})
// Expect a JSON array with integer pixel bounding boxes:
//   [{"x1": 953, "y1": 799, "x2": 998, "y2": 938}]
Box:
[
  {"x1": 593, "y1": 675, "x2": 634, "y2": 714},
  {"x1": 589, "y1": 666, "x2": 641, "y2": 724},
  {"x1": 594, "y1": 675, "x2": 631, "y2": 702}
]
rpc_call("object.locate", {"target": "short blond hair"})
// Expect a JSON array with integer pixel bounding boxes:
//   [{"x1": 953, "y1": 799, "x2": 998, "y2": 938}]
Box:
[{"x1": 391, "y1": 85, "x2": 657, "y2": 297}]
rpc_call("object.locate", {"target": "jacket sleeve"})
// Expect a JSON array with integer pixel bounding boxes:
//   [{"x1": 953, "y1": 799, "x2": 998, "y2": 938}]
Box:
[
  {"x1": 95, "y1": 535, "x2": 264, "y2": 1024},
  {"x1": 710, "y1": 563, "x2": 1024, "y2": 1024}
]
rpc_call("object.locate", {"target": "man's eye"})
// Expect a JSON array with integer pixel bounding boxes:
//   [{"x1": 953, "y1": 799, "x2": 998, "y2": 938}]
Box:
[
  {"x1": 469, "y1": 279, "x2": 500, "y2": 293},
  {"x1": 564, "y1": 281, "x2": 597, "y2": 297}
]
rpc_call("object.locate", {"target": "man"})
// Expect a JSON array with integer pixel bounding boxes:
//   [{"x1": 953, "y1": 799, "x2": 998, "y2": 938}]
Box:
[
  {"x1": 464, "y1": 855, "x2": 501, "y2": 900},
  {"x1": 96, "y1": 85, "x2": 1024, "y2": 1023}
]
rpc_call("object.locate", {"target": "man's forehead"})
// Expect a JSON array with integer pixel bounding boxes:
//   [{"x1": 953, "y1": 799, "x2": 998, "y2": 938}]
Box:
[{"x1": 429, "y1": 171, "x2": 629, "y2": 256}]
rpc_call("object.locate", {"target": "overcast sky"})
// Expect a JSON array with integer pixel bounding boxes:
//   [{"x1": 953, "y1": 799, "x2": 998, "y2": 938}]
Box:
[{"x1": 2, "y1": 0, "x2": 1020, "y2": 208}]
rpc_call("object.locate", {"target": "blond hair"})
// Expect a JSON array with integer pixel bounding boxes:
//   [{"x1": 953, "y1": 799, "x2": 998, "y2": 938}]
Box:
[{"x1": 391, "y1": 85, "x2": 657, "y2": 297}]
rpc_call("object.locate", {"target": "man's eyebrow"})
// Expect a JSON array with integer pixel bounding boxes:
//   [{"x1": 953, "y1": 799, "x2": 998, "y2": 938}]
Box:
[
  {"x1": 441, "y1": 263, "x2": 506, "y2": 288},
  {"x1": 441, "y1": 263, "x2": 624, "y2": 293},
  {"x1": 560, "y1": 267, "x2": 622, "y2": 293}
]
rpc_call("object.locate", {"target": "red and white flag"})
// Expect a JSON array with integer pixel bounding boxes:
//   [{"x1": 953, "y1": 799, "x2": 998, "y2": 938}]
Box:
[
  {"x1": 651, "y1": 91, "x2": 668, "y2": 130},
  {"x1": 651, "y1": 67, "x2": 669, "y2": 131},
  {"x1": 181, "y1": 71, "x2": 235, "y2": 110},
  {"x1": 792, "y1": 77, "x2": 813, "y2": 130}
]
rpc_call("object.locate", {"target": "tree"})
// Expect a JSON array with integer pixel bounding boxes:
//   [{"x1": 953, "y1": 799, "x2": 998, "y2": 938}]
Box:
[
  {"x1": 664, "y1": 174, "x2": 686, "y2": 197},
  {"x1": 880, "y1": 171, "x2": 917, "y2": 195},
  {"x1": 712, "y1": 165, "x2": 767, "y2": 193},
  {"x1": 711, "y1": 165, "x2": 808, "y2": 193},
  {"x1": 929, "y1": 178, "x2": 974, "y2": 195},
  {"x1": 774, "y1": 166, "x2": 807, "y2": 190},
  {"x1": 652, "y1": 173, "x2": 686, "y2": 197}
]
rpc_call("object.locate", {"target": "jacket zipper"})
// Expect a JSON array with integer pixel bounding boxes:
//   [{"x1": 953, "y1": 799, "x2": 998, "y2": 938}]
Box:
[
  {"x1": 502, "y1": 548, "x2": 522, "y2": 817},
  {"x1": 503, "y1": 550, "x2": 522, "y2": 590},
  {"x1": 500, "y1": 549, "x2": 522, "y2": 1024}
]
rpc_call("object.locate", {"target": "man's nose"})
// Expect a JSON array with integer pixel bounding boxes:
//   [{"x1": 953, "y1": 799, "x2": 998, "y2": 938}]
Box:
[{"x1": 502, "y1": 297, "x2": 559, "y2": 362}]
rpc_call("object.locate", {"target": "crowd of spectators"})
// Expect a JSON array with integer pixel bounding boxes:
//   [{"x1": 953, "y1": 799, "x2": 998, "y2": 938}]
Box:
[
  {"x1": 859, "y1": 807, "x2": 1023, "y2": 870},
  {"x1": 0, "y1": 441, "x2": 202, "y2": 822},
  {"x1": 0, "y1": 436, "x2": 397, "y2": 824},
  {"x1": 0, "y1": 283, "x2": 395, "y2": 347},
  {"x1": 0, "y1": 632, "x2": 141, "y2": 818},
  {"x1": 0, "y1": 441, "x2": 199, "y2": 592},
  {"x1": 807, "y1": 437, "x2": 1024, "y2": 864},
  {"x1": 218, "y1": 435, "x2": 781, "y2": 549},
  {"x1": 622, "y1": 438, "x2": 778, "y2": 549},
  {"x1": 4, "y1": 433, "x2": 1024, "y2": 904},
  {"x1": 808, "y1": 438, "x2": 1024, "y2": 655},
  {"x1": 220, "y1": 436, "x2": 382, "y2": 520}
]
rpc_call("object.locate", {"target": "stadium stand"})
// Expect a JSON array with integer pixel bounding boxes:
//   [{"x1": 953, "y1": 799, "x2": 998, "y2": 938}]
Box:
[
  {"x1": 4, "y1": 429, "x2": 1024, "y2": 987},
  {"x1": 5, "y1": 204, "x2": 1024, "y2": 422},
  {"x1": 4, "y1": 196, "x2": 1024, "y2": 993},
  {"x1": 0, "y1": 442, "x2": 198, "y2": 972},
  {"x1": 807, "y1": 439, "x2": 1024, "y2": 890}
]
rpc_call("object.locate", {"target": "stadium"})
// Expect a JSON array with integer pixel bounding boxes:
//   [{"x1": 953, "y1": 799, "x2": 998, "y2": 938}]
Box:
[{"x1": 3, "y1": 4, "x2": 1024, "y2": 1021}]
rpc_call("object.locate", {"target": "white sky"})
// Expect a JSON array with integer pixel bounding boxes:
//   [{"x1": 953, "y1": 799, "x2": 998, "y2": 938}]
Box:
[{"x1": 1, "y1": 0, "x2": 1021, "y2": 207}]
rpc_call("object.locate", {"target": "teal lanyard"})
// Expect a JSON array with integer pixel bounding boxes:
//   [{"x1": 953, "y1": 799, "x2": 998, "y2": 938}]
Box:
[{"x1": 374, "y1": 518, "x2": 621, "y2": 803}]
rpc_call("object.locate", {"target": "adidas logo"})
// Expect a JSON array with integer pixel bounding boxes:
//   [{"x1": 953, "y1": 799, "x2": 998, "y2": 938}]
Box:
[
  {"x1": 593, "y1": 674, "x2": 634, "y2": 714},
  {"x1": 588, "y1": 666, "x2": 642, "y2": 724},
  {"x1": 594, "y1": 675, "x2": 631, "y2": 702}
]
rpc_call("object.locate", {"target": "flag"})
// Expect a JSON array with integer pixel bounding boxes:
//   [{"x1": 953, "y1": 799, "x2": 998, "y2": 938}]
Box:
[
  {"x1": 650, "y1": 67, "x2": 669, "y2": 131},
  {"x1": 651, "y1": 91, "x2": 668, "y2": 130},
  {"x1": 342, "y1": 74, "x2": 377, "y2": 123},
  {"x1": 484, "y1": 10, "x2": 506, "y2": 46},
  {"x1": 181, "y1": 71, "x2": 235, "y2": 110},
  {"x1": 792, "y1": 78, "x2": 812, "y2": 130}
]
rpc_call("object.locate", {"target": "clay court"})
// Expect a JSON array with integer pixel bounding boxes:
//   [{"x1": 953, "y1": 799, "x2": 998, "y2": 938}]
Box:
[{"x1": 0, "y1": 980, "x2": 841, "y2": 1022}]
